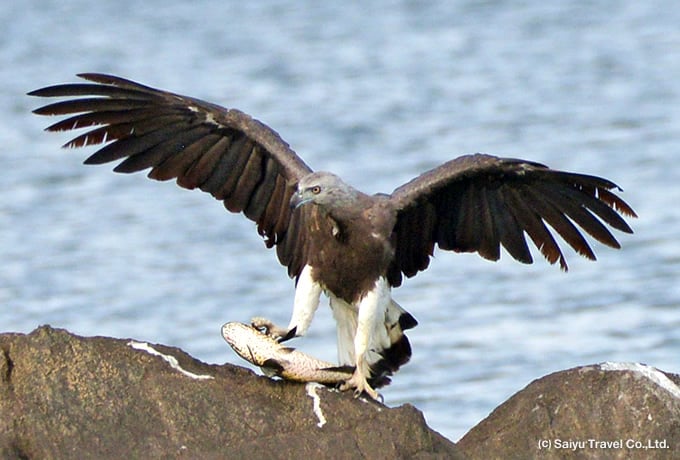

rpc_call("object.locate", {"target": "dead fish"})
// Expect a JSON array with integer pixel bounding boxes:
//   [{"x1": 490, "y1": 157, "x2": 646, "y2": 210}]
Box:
[{"x1": 221, "y1": 322, "x2": 353, "y2": 385}]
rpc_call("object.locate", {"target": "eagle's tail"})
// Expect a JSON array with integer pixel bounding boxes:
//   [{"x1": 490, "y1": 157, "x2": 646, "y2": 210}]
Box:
[{"x1": 367, "y1": 299, "x2": 418, "y2": 388}]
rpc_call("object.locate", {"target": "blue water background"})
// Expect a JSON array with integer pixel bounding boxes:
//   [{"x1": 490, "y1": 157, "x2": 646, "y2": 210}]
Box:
[{"x1": 2, "y1": 0, "x2": 679, "y2": 441}]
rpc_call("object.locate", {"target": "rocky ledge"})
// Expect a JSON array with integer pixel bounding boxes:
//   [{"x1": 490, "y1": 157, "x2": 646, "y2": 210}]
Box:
[
  {"x1": 1, "y1": 326, "x2": 678, "y2": 459},
  {"x1": 0, "y1": 326, "x2": 461, "y2": 459}
]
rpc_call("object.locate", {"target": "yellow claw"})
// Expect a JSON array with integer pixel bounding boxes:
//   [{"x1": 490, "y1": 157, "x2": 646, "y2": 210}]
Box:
[{"x1": 340, "y1": 370, "x2": 381, "y2": 402}]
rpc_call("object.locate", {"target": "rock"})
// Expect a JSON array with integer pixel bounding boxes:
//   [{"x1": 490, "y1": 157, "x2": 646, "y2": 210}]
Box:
[
  {"x1": 458, "y1": 363, "x2": 680, "y2": 460},
  {"x1": 0, "y1": 326, "x2": 463, "y2": 459},
  {"x1": 4, "y1": 326, "x2": 677, "y2": 460}
]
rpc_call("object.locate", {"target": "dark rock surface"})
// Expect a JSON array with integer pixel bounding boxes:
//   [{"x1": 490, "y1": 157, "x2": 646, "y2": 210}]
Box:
[
  {"x1": 2, "y1": 326, "x2": 678, "y2": 460},
  {"x1": 458, "y1": 363, "x2": 680, "y2": 460},
  {"x1": 0, "y1": 326, "x2": 462, "y2": 459}
]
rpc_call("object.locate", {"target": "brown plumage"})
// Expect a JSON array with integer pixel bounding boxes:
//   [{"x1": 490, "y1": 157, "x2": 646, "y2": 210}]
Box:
[{"x1": 29, "y1": 74, "x2": 636, "y2": 399}]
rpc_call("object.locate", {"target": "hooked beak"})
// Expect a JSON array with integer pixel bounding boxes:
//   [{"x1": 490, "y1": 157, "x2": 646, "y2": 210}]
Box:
[{"x1": 289, "y1": 190, "x2": 312, "y2": 209}]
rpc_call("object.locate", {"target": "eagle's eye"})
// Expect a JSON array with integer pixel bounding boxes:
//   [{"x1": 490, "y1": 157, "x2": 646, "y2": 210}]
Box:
[{"x1": 311, "y1": 185, "x2": 321, "y2": 195}]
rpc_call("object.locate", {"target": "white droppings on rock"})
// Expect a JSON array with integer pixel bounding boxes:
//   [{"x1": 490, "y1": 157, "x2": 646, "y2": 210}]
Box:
[
  {"x1": 305, "y1": 382, "x2": 327, "y2": 428},
  {"x1": 127, "y1": 341, "x2": 214, "y2": 380},
  {"x1": 600, "y1": 362, "x2": 680, "y2": 399}
]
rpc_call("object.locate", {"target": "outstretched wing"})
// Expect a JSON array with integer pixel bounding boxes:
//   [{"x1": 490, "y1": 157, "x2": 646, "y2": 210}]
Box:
[
  {"x1": 30, "y1": 73, "x2": 314, "y2": 275},
  {"x1": 387, "y1": 153, "x2": 636, "y2": 285}
]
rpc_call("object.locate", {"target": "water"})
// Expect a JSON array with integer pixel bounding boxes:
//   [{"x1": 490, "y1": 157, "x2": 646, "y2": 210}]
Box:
[{"x1": 2, "y1": 0, "x2": 679, "y2": 441}]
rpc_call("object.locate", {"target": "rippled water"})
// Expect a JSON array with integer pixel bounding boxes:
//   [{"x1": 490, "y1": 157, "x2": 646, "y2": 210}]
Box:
[{"x1": 2, "y1": 0, "x2": 679, "y2": 441}]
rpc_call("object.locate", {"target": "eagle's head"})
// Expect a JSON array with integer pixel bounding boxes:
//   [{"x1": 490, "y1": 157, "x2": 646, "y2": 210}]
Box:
[{"x1": 290, "y1": 172, "x2": 361, "y2": 210}]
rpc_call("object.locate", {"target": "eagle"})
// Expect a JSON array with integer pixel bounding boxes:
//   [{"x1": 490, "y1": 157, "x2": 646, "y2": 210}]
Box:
[{"x1": 30, "y1": 74, "x2": 636, "y2": 400}]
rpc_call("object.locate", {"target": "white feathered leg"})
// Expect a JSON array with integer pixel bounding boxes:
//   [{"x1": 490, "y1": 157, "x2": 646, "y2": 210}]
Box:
[
  {"x1": 252, "y1": 264, "x2": 322, "y2": 341},
  {"x1": 339, "y1": 277, "x2": 391, "y2": 400}
]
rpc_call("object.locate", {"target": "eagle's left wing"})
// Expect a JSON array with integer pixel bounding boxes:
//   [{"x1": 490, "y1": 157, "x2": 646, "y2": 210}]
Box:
[{"x1": 386, "y1": 153, "x2": 636, "y2": 286}]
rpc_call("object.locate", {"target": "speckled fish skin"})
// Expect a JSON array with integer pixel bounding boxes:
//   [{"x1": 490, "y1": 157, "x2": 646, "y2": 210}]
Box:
[{"x1": 221, "y1": 322, "x2": 353, "y2": 384}]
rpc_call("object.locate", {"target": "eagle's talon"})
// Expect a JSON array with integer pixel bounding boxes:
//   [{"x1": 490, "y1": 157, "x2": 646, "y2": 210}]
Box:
[
  {"x1": 278, "y1": 326, "x2": 297, "y2": 343},
  {"x1": 339, "y1": 371, "x2": 381, "y2": 401}
]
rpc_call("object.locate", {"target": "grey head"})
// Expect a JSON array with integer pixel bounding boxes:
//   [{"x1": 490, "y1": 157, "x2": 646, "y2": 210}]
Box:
[{"x1": 290, "y1": 171, "x2": 364, "y2": 210}]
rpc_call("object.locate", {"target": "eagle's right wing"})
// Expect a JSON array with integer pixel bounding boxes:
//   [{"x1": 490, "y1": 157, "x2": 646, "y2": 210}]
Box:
[{"x1": 30, "y1": 73, "x2": 314, "y2": 278}]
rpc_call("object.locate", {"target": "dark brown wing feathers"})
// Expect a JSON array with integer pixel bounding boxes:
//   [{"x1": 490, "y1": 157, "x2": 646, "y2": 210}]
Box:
[
  {"x1": 388, "y1": 153, "x2": 635, "y2": 285},
  {"x1": 31, "y1": 76, "x2": 635, "y2": 286},
  {"x1": 29, "y1": 73, "x2": 313, "y2": 278}
]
